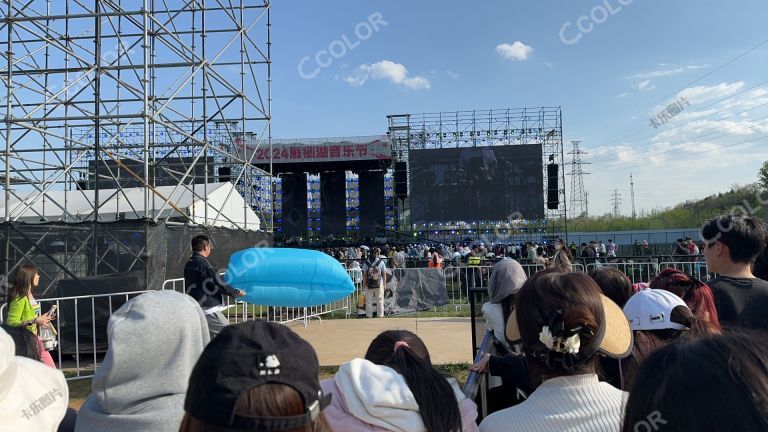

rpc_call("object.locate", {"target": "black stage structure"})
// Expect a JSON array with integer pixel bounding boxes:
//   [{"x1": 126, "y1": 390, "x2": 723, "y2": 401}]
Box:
[
  {"x1": 246, "y1": 136, "x2": 393, "y2": 242},
  {"x1": 387, "y1": 108, "x2": 567, "y2": 243}
]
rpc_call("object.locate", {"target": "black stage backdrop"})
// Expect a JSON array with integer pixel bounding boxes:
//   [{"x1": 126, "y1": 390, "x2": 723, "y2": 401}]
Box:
[{"x1": 409, "y1": 145, "x2": 544, "y2": 222}]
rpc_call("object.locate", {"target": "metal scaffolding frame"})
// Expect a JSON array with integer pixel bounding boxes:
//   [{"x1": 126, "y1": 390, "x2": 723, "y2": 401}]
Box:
[
  {"x1": 387, "y1": 108, "x2": 567, "y2": 241},
  {"x1": 1, "y1": 0, "x2": 272, "y2": 290}
]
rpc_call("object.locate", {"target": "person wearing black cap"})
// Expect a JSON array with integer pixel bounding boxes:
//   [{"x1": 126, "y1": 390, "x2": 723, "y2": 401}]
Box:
[
  {"x1": 184, "y1": 235, "x2": 246, "y2": 339},
  {"x1": 181, "y1": 320, "x2": 331, "y2": 431}
]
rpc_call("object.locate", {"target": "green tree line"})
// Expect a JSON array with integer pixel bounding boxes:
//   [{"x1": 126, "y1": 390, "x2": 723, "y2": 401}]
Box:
[{"x1": 565, "y1": 182, "x2": 768, "y2": 232}]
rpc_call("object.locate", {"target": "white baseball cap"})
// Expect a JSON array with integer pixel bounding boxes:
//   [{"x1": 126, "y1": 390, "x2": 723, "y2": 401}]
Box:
[
  {"x1": 623, "y1": 289, "x2": 690, "y2": 331},
  {"x1": 0, "y1": 327, "x2": 69, "y2": 432}
]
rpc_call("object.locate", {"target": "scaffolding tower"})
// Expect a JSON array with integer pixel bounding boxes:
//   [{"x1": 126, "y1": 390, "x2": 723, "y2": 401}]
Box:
[{"x1": 0, "y1": 1, "x2": 272, "y2": 293}]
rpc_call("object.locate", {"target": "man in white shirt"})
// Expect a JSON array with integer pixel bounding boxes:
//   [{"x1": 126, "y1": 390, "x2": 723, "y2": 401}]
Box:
[{"x1": 362, "y1": 248, "x2": 387, "y2": 318}]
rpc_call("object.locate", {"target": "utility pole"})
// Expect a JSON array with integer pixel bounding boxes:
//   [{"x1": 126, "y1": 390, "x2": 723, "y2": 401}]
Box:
[
  {"x1": 630, "y1": 174, "x2": 636, "y2": 219},
  {"x1": 585, "y1": 191, "x2": 589, "y2": 218},
  {"x1": 611, "y1": 190, "x2": 622, "y2": 218},
  {"x1": 567, "y1": 141, "x2": 590, "y2": 218}
]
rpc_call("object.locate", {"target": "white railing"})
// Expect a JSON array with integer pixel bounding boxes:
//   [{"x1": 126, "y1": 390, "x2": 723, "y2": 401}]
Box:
[
  {"x1": 0, "y1": 271, "x2": 362, "y2": 381},
  {"x1": 659, "y1": 261, "x2": 712, "y2": 281},
  {"x1": 1, "y1": 290, "x2": 151, "y2": 381},
  {"x1": 161, "y1": 273, "x2": 360, "y2": 327},
  {"x1": 0, "y1": 257, "x2": 710, "y2": 381}
]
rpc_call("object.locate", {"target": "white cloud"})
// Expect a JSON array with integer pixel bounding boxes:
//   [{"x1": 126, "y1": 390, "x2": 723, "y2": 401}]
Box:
[
  {"x1": 616, "y1": 92, "x2": 629, "y2": 98},
  {"x1": 344, "y1": 60, "x2": 431, "y2": 90},
  {"x1": 543, "y1": 61, "x2": 554, "y2": 71},
  {"x1": 636, "y1": 80, "x2": 655, "y2": 91},
  {"x1": 677, "y1": 81, "x2": 745, "y2": 105},
  {"x1": 446, "y1": 70, "x2": 460, "y2": 79},
  {"x1": 645, "y1": 81, "x2": 750, "y2": 122},
  {"x1": 625, "y1": 63, "x2": 709, "y2": 80},
  {"x1": 579, "y1": 80, "x2": 768, "y2": 216},
  {"x1": 495, "y1": 41, "x2": 533, "y2": 61},
  {"x1": 344, "y1": 75, "x2": 367, "y2": 87}
]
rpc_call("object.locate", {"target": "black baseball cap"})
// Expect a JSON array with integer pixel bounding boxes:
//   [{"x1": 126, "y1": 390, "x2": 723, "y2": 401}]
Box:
[{"x1": 184, "y1": 320, "x2": 331, "y2": 430}]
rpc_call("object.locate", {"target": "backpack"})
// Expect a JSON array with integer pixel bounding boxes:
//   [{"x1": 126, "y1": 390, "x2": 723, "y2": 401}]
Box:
[{"x1": 366, "y1": 258, "x2": 383, "y2": 288}]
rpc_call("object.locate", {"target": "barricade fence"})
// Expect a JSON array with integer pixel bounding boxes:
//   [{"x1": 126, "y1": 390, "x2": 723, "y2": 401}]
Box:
[
  {"x1": 0, "y1": 257, "x2": 708, "y2": 380},
  {"x1": 1, "y1": 272, "x2": 362, "y2": 381}
]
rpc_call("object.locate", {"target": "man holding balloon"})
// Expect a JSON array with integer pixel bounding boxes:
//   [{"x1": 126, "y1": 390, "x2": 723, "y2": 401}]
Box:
[{"x1": 184, "y1": 235, "x2": 246, "y2": 339}]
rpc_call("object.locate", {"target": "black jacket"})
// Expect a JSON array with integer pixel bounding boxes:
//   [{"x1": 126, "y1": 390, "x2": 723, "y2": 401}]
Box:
[{"x1": 184, "y1": 253, "x2": 240, "y2": 308}]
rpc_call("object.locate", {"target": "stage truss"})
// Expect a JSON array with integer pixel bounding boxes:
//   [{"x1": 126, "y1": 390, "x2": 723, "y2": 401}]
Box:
[
  {"x1": 0, "y1": 1, "x2": 272, "y2": 288},
  {"x1": 387, "y1": 108, "x2": 567, "y2": 241}
]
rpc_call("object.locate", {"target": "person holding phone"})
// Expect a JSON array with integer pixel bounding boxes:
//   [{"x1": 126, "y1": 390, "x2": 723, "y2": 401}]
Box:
[{"x1": 6, "y1": 263, "x2": 57, "y2": 367}]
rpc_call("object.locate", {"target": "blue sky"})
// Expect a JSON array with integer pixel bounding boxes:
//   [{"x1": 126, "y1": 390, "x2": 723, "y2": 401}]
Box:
[{"x1": 270, "y1": 1, "x2": 768, "y2": 215}]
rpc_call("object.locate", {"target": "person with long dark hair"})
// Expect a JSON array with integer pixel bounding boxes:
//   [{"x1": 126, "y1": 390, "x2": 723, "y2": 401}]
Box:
[
  {"x1": 588, "y1": 266, "x2": 633, "y2": 389},
  {"x1": 549, "y1": 240, "x2": 574, "y2": 272},
  {"x1": 622, "y1": 333, "x2": 768, "y2": 432},
  {"x1": 589, "y1": 267, "x2": 633, "y2": 308},
  {"x1": 481, "y1": 270, "x2": 633, "y2": 431},
  {"x1": 6, "y1": 263, "x2": 56, "y2": 367},
  {"x1": 322, "y1": 330, "x2": 478, "y2": 432}
]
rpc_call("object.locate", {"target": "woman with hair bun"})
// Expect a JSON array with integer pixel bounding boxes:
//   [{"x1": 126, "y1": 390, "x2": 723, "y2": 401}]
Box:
[
  {"x1": 481, "y1": 270, "x2": 633, "y2": 432},
  {"x1": 321, "y1": 329, "x2": 479, "y2": 432}
]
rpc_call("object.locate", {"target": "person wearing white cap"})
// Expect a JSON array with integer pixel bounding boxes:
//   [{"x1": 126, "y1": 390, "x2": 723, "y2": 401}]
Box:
[
  {"x1": 622, "y1": 289, "x2": 701, "y2": 387},
  {"x1": 0, "y1": 326, "x2": 69, "y2": 432}
]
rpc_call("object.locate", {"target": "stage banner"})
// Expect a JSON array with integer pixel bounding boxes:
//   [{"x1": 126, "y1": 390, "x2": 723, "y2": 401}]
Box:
[
  {"x1": 383, "y1": 268, "x2": 448, "y2": 315},
  {"x1": 233, "y1": 135, "x2": 391, "y2": 164}
]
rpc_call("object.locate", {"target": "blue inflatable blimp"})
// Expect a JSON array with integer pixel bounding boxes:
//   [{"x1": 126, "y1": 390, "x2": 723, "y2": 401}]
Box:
[{"x1": 224, "y1": 248, "x2": 355, "y2": 307}]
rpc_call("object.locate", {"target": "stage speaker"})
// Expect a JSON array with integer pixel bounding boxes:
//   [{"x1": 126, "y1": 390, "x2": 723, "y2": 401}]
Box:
[
  {"x1": 394, "y1": 161, "x2": 408, "y2": 199},
  {"x1": 218, "y1": 166, "x2": 231, "y2": 183},
  {"x1": 547, "y1": 163, "x2": 559, "y2": 210}
]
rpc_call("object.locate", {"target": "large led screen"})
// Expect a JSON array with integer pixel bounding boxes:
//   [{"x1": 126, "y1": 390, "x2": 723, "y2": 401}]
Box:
[{"x1": 409, "y1": 145, "x2": 544, "y2": 222}]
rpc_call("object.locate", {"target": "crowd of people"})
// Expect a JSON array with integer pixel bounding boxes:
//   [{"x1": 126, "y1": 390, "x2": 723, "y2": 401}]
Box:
[{"x1": 2, "y1": 214, "x2": 767, "y2": 431}]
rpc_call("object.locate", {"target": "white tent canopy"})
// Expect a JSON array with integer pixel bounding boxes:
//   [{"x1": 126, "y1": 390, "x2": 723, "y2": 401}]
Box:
[{"x1": 0, "y1": 182, "x2": 260, "y2": 231}]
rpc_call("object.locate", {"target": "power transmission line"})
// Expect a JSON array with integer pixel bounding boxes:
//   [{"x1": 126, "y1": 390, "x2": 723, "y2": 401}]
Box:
[{"x1": 586, "y1": 36, "x2": 768, "y2": 151}]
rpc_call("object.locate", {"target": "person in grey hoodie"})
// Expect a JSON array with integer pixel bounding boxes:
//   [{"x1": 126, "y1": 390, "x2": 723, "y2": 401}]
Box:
[{"x1": 75, "y1": 290, "x2": 209, "y2": 432}]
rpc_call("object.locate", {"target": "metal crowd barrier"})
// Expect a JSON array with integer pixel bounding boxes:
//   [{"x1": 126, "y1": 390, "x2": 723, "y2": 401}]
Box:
[
  {"x1": 162, "y1": 272, "x2": 361, "y2": 328},
  {"x1": 0, "y1": 257, "x2": 710, "y2": 381},
  {"x1": 660, "y1": 261, "x2": 712, "y2": 281},
  {"x1": 584, "y1": 260, "x2": 712, "y2": 284},
  {"x1": 0, "y1": 270, "x2": 363, "y2": 381},
  {"x1": 1, "y1": 290, "x2": 154, "y2": 381}
]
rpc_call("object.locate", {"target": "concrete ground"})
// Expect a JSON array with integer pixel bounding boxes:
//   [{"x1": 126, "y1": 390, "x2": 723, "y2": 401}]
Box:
[{"x1": 285, "y1": 317, "x2": 474, "y2": 365}]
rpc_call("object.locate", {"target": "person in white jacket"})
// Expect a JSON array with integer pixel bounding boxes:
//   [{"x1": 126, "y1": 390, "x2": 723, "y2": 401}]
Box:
[{"x1": 321, "y1": 330, "x2": 479, "y2": 432}]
